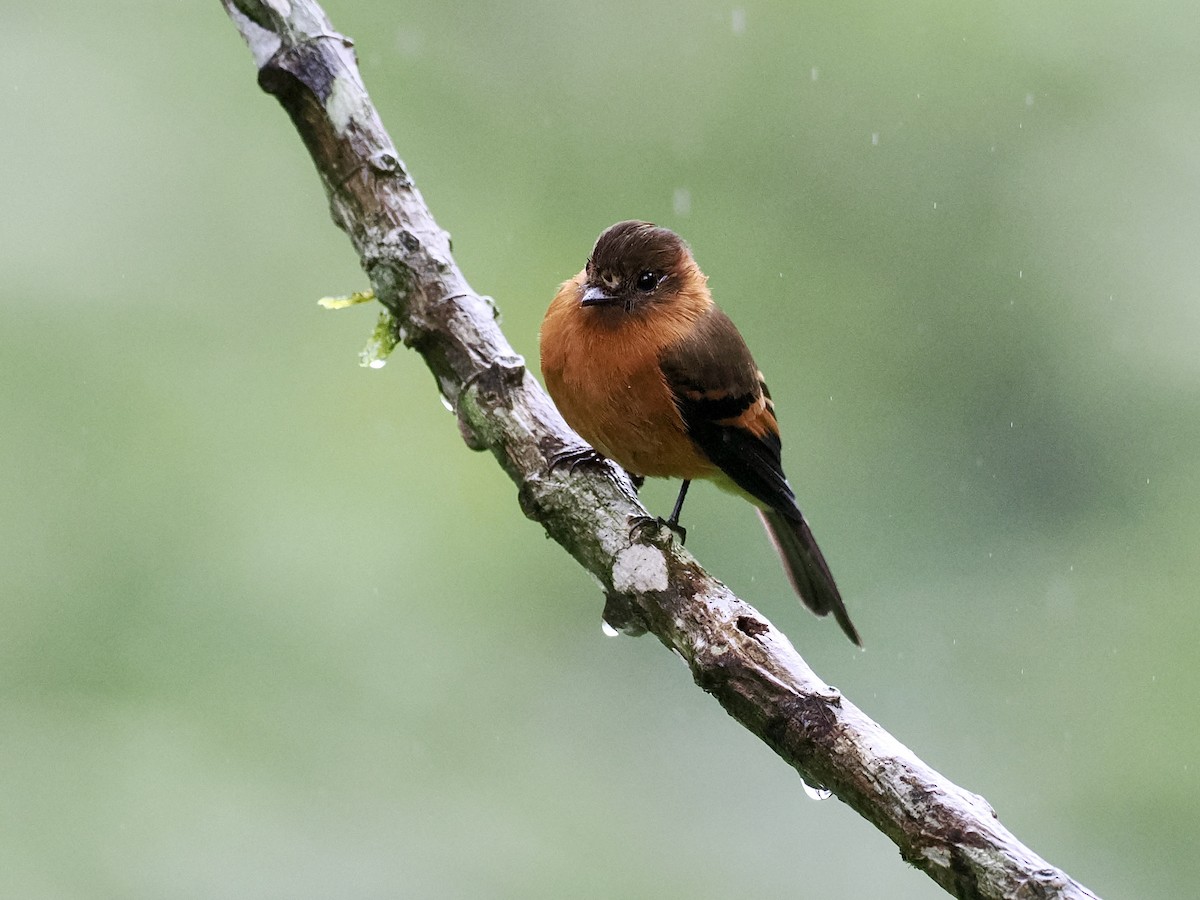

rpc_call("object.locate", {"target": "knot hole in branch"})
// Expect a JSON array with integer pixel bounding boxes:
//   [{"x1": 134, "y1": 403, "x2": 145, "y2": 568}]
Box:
[{"x1": 257, "y1": 32, "x2": 352, "y2": 104}]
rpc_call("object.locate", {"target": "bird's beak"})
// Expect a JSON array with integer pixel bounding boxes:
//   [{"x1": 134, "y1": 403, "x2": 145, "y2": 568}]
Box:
[{"x1": 580, "y1": 284, "x2": 619, "y2": 307}]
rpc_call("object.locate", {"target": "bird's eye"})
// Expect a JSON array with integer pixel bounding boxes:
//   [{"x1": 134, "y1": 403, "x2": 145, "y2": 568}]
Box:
[{"x1": 635, "y1": 270, "x2": 661, "y2": 292}]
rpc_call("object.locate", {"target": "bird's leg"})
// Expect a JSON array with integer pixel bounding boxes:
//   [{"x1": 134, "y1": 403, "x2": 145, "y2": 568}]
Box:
[
  {"x1": 663, "y1": 479, "x2": 690, "y2": 544},
  {"x1": 628, "y1": 479, "x2": 690, "y2": 546}
]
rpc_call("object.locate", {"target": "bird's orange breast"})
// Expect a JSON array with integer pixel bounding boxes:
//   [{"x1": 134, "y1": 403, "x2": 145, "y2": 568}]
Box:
[{"x1": 540, "y1": 273, "x2": 720, "y2": 480}]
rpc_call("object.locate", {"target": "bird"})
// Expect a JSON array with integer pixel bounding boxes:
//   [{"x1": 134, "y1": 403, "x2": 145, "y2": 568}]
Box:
[{"x1": 539, "y1": 220, "x2": 861, "y2": 646}]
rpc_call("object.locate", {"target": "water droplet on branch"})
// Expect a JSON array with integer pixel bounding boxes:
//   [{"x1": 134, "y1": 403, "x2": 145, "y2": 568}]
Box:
[{"x1": 802, "y1": 780, "x2": 832, "y2": 801}]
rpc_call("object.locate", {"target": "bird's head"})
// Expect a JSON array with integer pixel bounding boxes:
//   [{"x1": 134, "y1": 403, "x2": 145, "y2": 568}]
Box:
[{"x1": 579, "y1": 221, "x2": 708, "y2": 315}]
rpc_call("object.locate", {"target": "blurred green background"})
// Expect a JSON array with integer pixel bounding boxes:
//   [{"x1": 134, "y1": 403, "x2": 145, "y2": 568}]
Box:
[{"x1": 2, "y1": 1, "x2": 1197, "y2": 897}]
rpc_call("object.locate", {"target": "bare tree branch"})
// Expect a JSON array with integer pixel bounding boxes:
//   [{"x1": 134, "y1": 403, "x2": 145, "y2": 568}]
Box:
[{"x1": 220, "y1": 3, "x2": 1101, "y2": 898}]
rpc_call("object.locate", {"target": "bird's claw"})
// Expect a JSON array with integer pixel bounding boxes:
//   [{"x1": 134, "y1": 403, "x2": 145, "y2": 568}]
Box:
[
  {"x1": 548, "y1": 444, "x2": 607, "y2": 475},
  {"x1": 548, "y1": 445, "x2": 645, "y2": 504},
  {"x1": 627, "y1": 514, "x2": 687, "y2": 546}
]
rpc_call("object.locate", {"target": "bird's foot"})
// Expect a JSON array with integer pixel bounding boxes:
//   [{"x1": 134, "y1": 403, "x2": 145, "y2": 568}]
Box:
[
  {"x1": 548, "y1": 444, "x2": 608, "y2": 475},
  {"x1": 627, "y1": 514, "x2": 687, "y2": 546},
  {"x1": 548, "y1": 445, "x2": 644, "y2": 504}
]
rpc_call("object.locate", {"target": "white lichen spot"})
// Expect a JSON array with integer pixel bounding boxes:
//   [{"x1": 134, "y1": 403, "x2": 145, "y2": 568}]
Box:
[
  {"x1": 327, "y1": 75, "x2": 367, "y2": 135},
  {"x1": 612, "y1": 544, "x2": 669, "y2": 594}
]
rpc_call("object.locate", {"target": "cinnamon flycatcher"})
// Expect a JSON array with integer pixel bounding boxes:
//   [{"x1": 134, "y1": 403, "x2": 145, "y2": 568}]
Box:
[{"x1": 540, "y1": 221, "x2": 860, "y2": 646}]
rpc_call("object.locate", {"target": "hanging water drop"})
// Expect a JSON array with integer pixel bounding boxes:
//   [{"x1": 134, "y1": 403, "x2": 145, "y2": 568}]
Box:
[
  {"x1": 439, "y1": 393, "x2": 454, "y2": 412},
  {"x1": 802, "y1": 780, "x2": 832, "y2": 801},
  {"x1": 601, "y1": 620, "x2": 619, "y2": 638}
]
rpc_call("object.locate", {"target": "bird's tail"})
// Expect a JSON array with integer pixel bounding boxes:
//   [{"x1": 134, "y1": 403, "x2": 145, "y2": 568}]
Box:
[{"x1": 757, "y1": 508, "x2": 862, "y2": 647}]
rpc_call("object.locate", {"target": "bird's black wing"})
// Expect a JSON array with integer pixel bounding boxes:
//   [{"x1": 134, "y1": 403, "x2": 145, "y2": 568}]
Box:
[
  {"x1": 658, "y1": 305, "x2": 801, "y2": 519},
  {"x1": 659, "y1": 305, "x2": 861, "y2": 645}
]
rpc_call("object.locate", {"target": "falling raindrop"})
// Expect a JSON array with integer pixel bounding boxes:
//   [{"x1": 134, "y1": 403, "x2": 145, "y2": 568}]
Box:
[
  {"x1": 731, "y1": 8, "x2": 746, "y2": 34},
  {"x1": 673, "y1": 187, "x2": 692, "y2": 216},
  {"x1": 871, "y1": 132, "x2": 879, "y2": 146}
]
